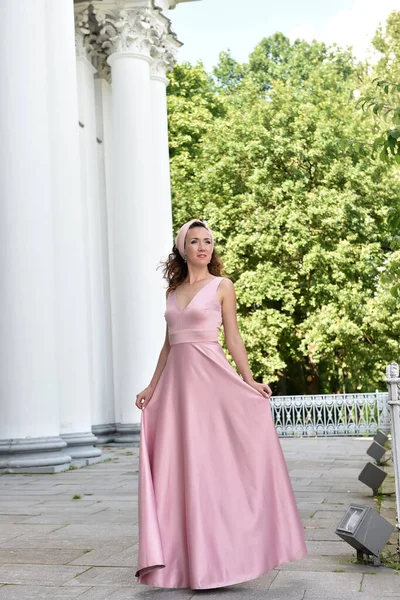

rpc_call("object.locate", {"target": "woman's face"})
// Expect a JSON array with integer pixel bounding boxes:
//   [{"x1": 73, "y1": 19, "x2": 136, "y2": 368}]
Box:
[{"x1": 184, "y1": 226, "x2": 213, "y2": 264}]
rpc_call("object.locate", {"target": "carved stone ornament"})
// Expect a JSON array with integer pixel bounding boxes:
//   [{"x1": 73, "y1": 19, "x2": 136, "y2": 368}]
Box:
[
  {"x1": 75, "y1": 6, "x2": 112, "y2": 79},
  {"x1": 150, "y1": 38, "x2": 178, "y2": 78},
  {"x1": 75, "y1": 2, "x2": 181, "y2": 81},
  {"x1": 386, "y1": 362, "x2": 400, "y2": 380}
]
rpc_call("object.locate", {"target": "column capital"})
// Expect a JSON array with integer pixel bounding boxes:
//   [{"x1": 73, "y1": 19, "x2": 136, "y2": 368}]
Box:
[
  {"x1": 150, "y1": 36, "x2": 178, "y2": 81},
  {"x1": 75, "y1": 5, "x2": 112, "y2": 81},
  {"x1": 74, "y1": 2, "x2": 182, "y2": 81}
]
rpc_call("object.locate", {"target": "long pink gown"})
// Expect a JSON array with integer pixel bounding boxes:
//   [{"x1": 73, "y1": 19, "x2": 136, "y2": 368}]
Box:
[{"x1": 135, "y1": 276, "x2": 307, "y2": 589}]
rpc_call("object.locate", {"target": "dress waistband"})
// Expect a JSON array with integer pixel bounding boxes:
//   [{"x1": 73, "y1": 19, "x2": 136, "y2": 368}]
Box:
[{"x1": 169, "y1": 329, "x2": 219, "y2": 346}]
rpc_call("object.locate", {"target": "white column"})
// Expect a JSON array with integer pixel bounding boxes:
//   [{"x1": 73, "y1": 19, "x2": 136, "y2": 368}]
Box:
[
  {"x1": 45, "y1": 0, "x2": 101, "y2": 465},
  {"x1": 108, "y1": 51, "x2": 161, "y2": 442},
  {"x1": 0, "y1": 0, "x2": 70, "y2": 472},
  {"x1": 76, "y1": 51, "x2": 114, "y2": 446},
  {"x1": 150, "y1": 64, "x2": 174, "y2": 267},
  {"x1": 107, "y1": 12, "x2": 169, "y2": 443},
  {"x1": 92, "y1": 77, "x2": 116, "y2": 443}
]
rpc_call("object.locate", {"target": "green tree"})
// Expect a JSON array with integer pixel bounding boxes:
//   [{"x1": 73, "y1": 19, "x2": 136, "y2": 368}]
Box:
[
  {"x1": 372, "y1": 10, "x2": 400, "y2": 80},
  {"x1": 168, "y1": 37, "x2": 400, "y2": 395},
  {"x1": 167, "y1": 62, "x2": 226, "y2": 225},
  {"x1": 212, "y1": 50, "x2": 247, "y2": 91},
  {"x1": 353, "y1": 11, "x2": 400, "y2": 297},
  {"x1": 354, "y1": 12, "x2": 400, "y2": 165}
]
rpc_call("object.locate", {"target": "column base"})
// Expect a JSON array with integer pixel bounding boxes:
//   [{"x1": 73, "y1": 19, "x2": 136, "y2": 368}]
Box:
[
  {"x1": 61, "y1": 432, "x2": 102, "y2": 467},
  {"x1": 92, "y1": 423, "x2": 117, "y2": 444},
  {"x1": 0, "y1": 436, "x2": 71, "y2": 474},
  {"x1": 114, "y1": 423, "x2": 141, "y2": 446}
]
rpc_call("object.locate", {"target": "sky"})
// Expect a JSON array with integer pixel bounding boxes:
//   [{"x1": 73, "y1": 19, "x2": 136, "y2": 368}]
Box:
[{"x1": 170, "y1": 0, "x2": 399, "y2": 72}]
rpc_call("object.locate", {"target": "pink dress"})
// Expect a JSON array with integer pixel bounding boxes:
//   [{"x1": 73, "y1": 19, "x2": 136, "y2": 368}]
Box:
[{"x1": 135, "y1": 276, "x2": 307, "y2": 589}]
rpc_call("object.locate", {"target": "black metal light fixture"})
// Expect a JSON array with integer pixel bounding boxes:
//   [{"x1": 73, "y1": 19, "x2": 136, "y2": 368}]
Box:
[
  {"x1": 358, "y1": 462, "x2": 387, "y2": 495},
  {"x1": 373, "y1": 429, "x2": 389, "y2": 447},
  {"x1": 366, "y1": 441, "x2": 386, "y2": 465},
  {"x1": 335, "y1": 504, "x2": 395, "y2": 566}
]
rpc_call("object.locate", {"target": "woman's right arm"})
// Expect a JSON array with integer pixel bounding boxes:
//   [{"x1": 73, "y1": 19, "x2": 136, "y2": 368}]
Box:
[
  {"x1": 146, "y1": 321, "x2": 170, "y2": 392},
  {"x1": 135, "y1": 291, "x2": 171, "y2": 410}
]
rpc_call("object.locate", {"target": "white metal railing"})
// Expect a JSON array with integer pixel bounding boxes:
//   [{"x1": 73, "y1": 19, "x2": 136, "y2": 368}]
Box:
[{"x1": 270, "y1": 391, "x2": 389, "y2": 437}]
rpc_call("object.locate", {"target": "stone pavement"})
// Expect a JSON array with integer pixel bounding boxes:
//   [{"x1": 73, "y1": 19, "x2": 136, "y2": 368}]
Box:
[{"x1": 0, "y1": 438, "x2": 399, "y2": 600}]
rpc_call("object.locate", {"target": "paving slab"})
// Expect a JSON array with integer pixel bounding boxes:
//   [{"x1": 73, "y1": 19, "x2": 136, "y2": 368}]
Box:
[
  {"x1": 0, "y1": 564, "x2": 89, "y2": 586},
  {"x1": 20, "y1": 509, "x2": 135, "y2": 525},
  {"x1": 0, "y1": 505, "x2": 44, "y2": 514},
  {"x1": 294, "y1": 484, "x2": 332, "y2": 492},
  {"x1": 303, "y1": 504, "x2": 350, "y2": 512},
  {"x1": 0, "y1": 541, "x2": 21, "y2": 548},
  {"x1": 69, "y1": 543, "x2": 138, "y2": 567},
  {"x1": 73, "y1": 588, "x2": 122, "y2": 600},
  {"x1": 289, "y1": 470, "x2": 325, "y2": 478},
  {"x1": 0, "y1": 536, "x2": 137, "y2": 550},
  {"x1": 65, "y1": 566, "x2": 139, "y2": 587},
  {"x1": 0, "y1": 487, "x2": 57, "y2": 494},
  {"x1": 105, "y1": 589, "x2": 194, "y2": 600},
  {"x1": 0, "y1": 548, "x2": 88, "y2": 565},
  {"x1": 293, "y1": 492, "x2": 326, "y2": 502},
  {"x1": 0, "y1": 524, "x2": 68, "y2": 536},
  {"x1": 303, "y1": 595, "x2": 398, "y2": 600},
  {"x1": 0, "y1": 586, "x2": 90, "y2": 599},
  {"x1": 361, "y1": 571, "x2": 400, "y2": 596},
  {"x1": 192, "y1": 589, "x2": 304, "y2": 600},
  {"x1": 49, "y1": 523, "x2": 138, "y2": 538},
  {"x1": 302, "y1": 527, "x2": 341, "y2": 541},
  {"x1": 269, "y1": 571, "x2": 363, "y2": 595},
  {"x1": 305, "y1": 541, "x2": 356, "y2": 556},
  {"x1": 277, "y1": 554, "x2": 362, "y2": 572},
  {"x1": 311, "y1": 510, "x2": 352, "y2": 520},
  {"x1": 0, "y1": 515, "x2": 40, "y2": 524}
]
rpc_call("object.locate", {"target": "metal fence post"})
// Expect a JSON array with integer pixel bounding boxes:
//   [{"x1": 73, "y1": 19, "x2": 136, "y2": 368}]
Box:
[
  {"x1": 378, "y1": 388, "x2": 391, "y2": 434},
  {"x1": 385, "y1": 363, "x2": 400, "y2": 539}
]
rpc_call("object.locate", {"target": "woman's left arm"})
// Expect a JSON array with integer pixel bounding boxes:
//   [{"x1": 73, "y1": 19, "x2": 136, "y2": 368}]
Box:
[{"x1": 219, "y1": 278, "x2": 272, "y2": 399}]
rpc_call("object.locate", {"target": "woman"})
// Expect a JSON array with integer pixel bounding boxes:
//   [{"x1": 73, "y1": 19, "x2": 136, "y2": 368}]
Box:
[{"x1": 134, "y1": 218, "x2": 307, "y2": 589}]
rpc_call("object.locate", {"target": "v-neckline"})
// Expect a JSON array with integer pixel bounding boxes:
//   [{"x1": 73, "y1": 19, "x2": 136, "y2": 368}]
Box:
[{"x1": 174, "y1": 277, "x2": 218, "y2": 313}]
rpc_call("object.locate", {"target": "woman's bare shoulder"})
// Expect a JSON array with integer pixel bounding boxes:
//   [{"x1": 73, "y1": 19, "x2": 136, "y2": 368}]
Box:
[
  {"x1": 219, "y1": 277, "x2": 234, "y2": 290},
  {"x1": 217, "y1": 277, "x2": 235, "y2": 303}
]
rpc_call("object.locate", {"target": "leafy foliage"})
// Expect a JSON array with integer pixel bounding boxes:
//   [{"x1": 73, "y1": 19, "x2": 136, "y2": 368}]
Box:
[
  {"x1": 355, "y1": 80, "x2": 400, "y2": 163},
  {"x1": 166, "y1": 22, "x2": 400, "y2": 395},
  {"x1": 351, "y1": 11, "x2": 400, "y2": 298}
]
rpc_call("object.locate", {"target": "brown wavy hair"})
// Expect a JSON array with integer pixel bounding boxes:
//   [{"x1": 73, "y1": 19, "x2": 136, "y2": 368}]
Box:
[{"x1": 159, "y1": 221, "x2": 226, "y2": 292}]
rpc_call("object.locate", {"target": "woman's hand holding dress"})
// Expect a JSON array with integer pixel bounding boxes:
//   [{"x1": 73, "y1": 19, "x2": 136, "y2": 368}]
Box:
[
  {"x1": 136, "y1": 386, "x2": 154, "y2": 410},
  {"x1": 244, "y1": 378, "x2": 272, "y2": 399}
]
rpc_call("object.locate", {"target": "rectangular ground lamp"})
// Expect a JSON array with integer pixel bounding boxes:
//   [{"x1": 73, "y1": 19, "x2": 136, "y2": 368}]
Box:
[
  {"x1": 373, "y1": 430, "x2": 389, "y2": 447},
  {"x1": 366, "y1": 441, "x2": 386, "y2": 465},
  {"x1": 335, "y1": 504, "x2": 395, "y2": 566},
  {"x1": 358, "y1": 462, "x2": 387, "y2": 495}
]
